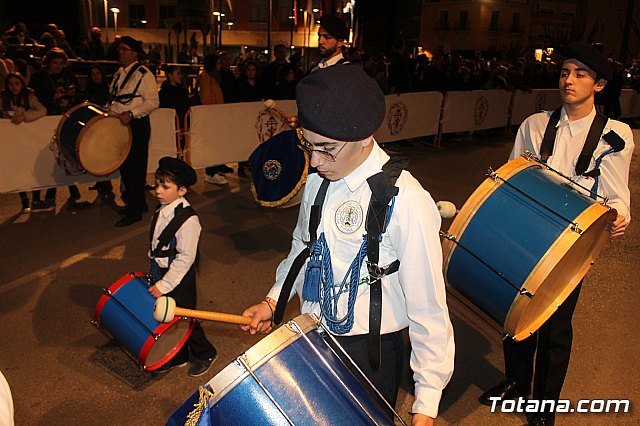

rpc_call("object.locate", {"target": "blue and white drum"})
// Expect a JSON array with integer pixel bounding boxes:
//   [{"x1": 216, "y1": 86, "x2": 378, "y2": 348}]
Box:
[
  {"x1": 55, "y1": 102, "x2": 131, "y2": 176},
  {"x1": 442, "y1": 155, "x2": 616, "y2": 341},
  {"x1": 166, "y1": 314, "x2": 397, "y2": 426}
]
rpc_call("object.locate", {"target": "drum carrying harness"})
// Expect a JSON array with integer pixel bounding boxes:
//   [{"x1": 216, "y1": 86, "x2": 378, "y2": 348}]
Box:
[
  {"x1": 149, "y1": 203, "x2": 198, "y2": 282},
  {"x1": 274, "y1": 156, "x2": 408, "y2": 369},
  {"x1": 110, "y1": 62, "x2": 146, "y2": 106},
  {"x1": 540, "y1": 108, "x2": 625, "y2": 198}
]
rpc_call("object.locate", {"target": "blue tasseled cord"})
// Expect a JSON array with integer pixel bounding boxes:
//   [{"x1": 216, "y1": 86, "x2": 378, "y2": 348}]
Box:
[
  {"x1": 301, "y1": 198, "x2": 395, "y2": 335},
  {"x1": 587, "y1": 148, "x2": 614, "y2": 199}
]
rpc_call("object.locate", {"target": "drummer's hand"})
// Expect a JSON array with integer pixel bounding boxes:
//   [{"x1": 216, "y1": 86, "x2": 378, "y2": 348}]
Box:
[
  {"x1": 411, "y1": 413, "x2": 434, "y2": 426},
  {"x1": 120, "y1": 111, "x2": 133, "y2": 124},
  {"x1": 607, "y1": 214, "x2": 627, "y2": 237},
  {"x1": 148, "y1": 284, "x2": 164, "y2": 298},
  {"x1": 241, "y1": 303, "x2": 273, "y2": 335},
  {"x1": 11, "y1": 114, "x2": 25, "y2": 125}
]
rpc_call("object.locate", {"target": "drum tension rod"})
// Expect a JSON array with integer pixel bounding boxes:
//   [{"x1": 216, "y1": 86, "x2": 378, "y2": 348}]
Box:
[
  {"x1": 521, "y1": 151, "x2": 610, "y2": 205},
  {"x1": 237, "y1": 354, "x2": 296, "y2": 426},
  {"x1": 486, "y1": 167, "x2": 584, "y2": 234},
  {"x1": 440, "y1": 231, "x2": 532, "y2": 297}
]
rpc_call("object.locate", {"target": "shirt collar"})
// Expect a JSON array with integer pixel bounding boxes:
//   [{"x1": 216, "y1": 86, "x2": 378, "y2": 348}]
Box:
[
  {"x1": 319, "y1": 52, "x2": 345, "y2": 68},
  {"x1": 342, "y1": 140, "x2": 389, "y2": 193},
  {"x1": 158, "y1": 197, "x2": 187, "y2": 218},
  {"x1": 559, "y1": 106, "x2": 596, "y2": 137}
]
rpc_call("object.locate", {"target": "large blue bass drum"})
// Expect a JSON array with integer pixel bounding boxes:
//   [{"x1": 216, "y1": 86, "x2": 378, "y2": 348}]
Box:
[{"x1": 442, "y1": 155, "x2": 615, "y2": 341}]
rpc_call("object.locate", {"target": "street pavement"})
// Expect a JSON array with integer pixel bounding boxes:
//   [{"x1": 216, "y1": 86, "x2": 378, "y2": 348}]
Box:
[{"x1": 0, "y1": 129, "x2": 638, "y2": 425}]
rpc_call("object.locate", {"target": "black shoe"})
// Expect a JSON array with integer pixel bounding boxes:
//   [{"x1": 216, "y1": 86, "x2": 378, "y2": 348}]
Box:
[
  {"x1": 529, "y1": 413, "x2": 555, "y2": 426},
  {"x1": 116, "y1": 214, "x2": 142, "y2": 227},
  {"x1": 219, "y1": 164, "x2": 234, "y2": 173},
  {"x1": 70, "y1": 200, "x2": 92, "y2": 210},
  {"x1": 479, "y1": 380, "x2": 527, "y2": 406},
  {"x1": 188, "y1": 354, "x2": 217, "y2": 378},
  {"x1": 154, "y1": 358, "x2": 188, "y2": 374}
]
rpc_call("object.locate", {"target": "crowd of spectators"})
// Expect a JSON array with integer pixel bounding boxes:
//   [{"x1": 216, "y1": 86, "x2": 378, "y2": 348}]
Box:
[{"x1": 2, "y1": 20, "x2": 640, "y2": 213}]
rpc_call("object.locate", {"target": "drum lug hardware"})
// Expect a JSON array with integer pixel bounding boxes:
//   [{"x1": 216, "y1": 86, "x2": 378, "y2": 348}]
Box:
[
  {"x1": 90, "y1": 319, "x2": 100, "y2": 327},
  {"x1": 502, "y1": 333, "x2": 512, "y2": 341},
  {"x1": 519, "y1": 288, "x2": 533, "y2": 298},
  {"x1": 571, "y1": 223, "x2": 584, "y2": 235},
  {"x1": 486, "y1": 168, "x2": 499, "y2": 182},
  {"x1": 522, "y1": 150, "x2": 535, "y2": 162},
  {"x1": 439, "y1": 230, "x2": 457, "y2": 242},
  {"x1": 101, "y1": 287, "x2": 112, "y2": 296},
  {"x1": 152, "y1": 333, "x2": 160, "y2": 341}
]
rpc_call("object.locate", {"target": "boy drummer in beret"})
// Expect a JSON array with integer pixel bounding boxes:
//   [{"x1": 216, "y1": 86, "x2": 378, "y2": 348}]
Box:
[
  {"x1": 479, "y1": 42, "x2": 633, "y2": 425},
  {"x1": 241, "y1": 65, "x2": 455, "y2": 425},
  {"x1": 148, "y1": 157, "x2": 217, "y2": 377}
]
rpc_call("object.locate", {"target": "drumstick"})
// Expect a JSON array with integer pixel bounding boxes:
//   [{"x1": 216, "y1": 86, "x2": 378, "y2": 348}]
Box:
[
  {"x1": 436, "y1": 201, "x2": 458, "y2": 219},
  {"x1": 263, "y1": 99, "x2": 297, "y2": 126},
  {"x1": 153, "y1": 296, "x2": 252, "y2": 325}
]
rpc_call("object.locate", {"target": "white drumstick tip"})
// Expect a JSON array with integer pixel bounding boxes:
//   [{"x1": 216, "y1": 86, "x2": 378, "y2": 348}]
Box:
[
  {"x1": 437, "y1": 201, "x2": 457, "y2": 219},
  {"x1": 263, "y1": 99, "x2": 276, "y2": 109}
]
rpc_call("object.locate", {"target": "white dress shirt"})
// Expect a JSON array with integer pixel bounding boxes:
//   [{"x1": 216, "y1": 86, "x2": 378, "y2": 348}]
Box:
[
  {"x1": 510, "y1": 107, "x2": 633, "y2": 222},
  {"x1": 267, "y1": 142, "x2": 455, "y2": 418},
  {"x1": 317, "y1": 52, "x2": 345, "y2": 69},
  {"x1": 109, "y1": 62, "x2": 159, "y2": 118},
  {"x1": 149, "y1": 197, "x2": 201, "y2": 294}
]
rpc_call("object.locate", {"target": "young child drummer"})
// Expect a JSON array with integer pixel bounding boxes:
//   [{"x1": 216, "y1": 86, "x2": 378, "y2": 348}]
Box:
[{"x1": 148, "y1": 157, "x2": 217, "y2": 377}]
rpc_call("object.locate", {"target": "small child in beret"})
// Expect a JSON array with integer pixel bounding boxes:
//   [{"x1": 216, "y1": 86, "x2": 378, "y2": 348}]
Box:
[{"x1": 148, "y1": 157, "x2": 217, "y2": 377}]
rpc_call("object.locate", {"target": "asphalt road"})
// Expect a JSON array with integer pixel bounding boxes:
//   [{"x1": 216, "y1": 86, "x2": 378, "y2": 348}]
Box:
[{"x1": 0, "y1": 129, "x2": 638, "y2": 425}]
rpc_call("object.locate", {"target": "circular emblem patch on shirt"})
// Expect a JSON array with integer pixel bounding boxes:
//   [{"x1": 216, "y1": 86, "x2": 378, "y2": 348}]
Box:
[
  {"x1": 263, "y1": 159, "x2": 282, "y2": 180},
  {"x1": 335, "y1": 200, "x2": 363, "y2": 234}
]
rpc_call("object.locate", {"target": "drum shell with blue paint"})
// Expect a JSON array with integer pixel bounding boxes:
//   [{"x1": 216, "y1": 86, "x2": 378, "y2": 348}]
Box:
[
  {"x1": 166, "y1": 314, "x2": 394, "y2": 425},
  {"x1": 94, "y1": 272, "x2": 194, "y2": 370},
  {"x1": 443, "y1": 156, "x2": 615, "y2": 341}
]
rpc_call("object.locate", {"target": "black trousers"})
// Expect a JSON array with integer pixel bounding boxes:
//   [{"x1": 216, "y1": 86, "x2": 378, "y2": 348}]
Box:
[
  {"x1": 333, "y1": 330, "x2": 405, "y2": 416},
  {"x1": 504, "y1": 281, "x2": 583, "y2": 402},
  {"x1": 120, "y1": 116, "x2": 150, "y2": 215}
]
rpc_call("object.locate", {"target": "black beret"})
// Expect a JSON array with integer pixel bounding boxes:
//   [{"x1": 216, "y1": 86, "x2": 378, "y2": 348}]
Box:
[
  {"x1": 158, "y1": 157, "x2": 197, "y2": 187},
  {"x1": 120, "y1": 36, "x2": 143, "y2": 54},
  {"x1": 564, "y1": 41, "x2": 612, "y2": 82},
  {"x1": 296, "y1": 64, "x2": 386, "y2": 141},
  {"x1": 318, "y1": 15, "x2": 349, "y2": 40}
]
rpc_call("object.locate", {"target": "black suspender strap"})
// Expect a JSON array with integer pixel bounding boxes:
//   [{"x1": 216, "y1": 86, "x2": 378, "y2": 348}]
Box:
[
  {"x1": 575, "y1": 112, "x2": 607, "y2": 175},
  {"x1": 540, "y1": 108, "x2": 562, "y2": 163},
  {"x1": 540, "y1": 108, "x2": 611, "y2": 177},
  {"x1": 273, "y1": 178, "x2": 330, "y2": 325},
  {"x1": 150, "y1": 204, "x2": 197, "y2": 259},
  {"x1": 365, "y1": 156, "x2": 407, "y2": 369}
]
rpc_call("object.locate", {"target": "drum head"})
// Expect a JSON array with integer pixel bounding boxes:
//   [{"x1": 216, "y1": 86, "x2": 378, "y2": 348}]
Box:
[
  {"x1": 504, "y1": 205, "x2": 614, "y2": 340},
  {"x1": 78, "y1": 116, "x2": 131, "y2": 176}
]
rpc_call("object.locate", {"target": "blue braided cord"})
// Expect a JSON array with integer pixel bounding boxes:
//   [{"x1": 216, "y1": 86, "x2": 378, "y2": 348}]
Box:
[
  {"x1": 588, "y1": 148, "x2": 613, "y2": 200},
  {"x1": 317, "y1": 197, "x2": 397, "y2": 335},
  {"x1": 302, "y1": 237, "x2": 323, "y2": 302}
]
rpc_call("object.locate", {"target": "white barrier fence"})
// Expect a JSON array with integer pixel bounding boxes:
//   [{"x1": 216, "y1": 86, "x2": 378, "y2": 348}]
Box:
[
  {"x1": 2, "y1": 89, "x2": 639, "y2": 193},
  {"x1": 0, "y1": 108, "x2": 179, "y2": 193}
]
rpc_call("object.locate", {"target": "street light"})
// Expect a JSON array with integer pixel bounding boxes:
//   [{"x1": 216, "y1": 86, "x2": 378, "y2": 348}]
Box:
[
  {"x1": 103, "y1": 0, "x2": 109, "y2": 43},
  {"x1": 111, "y1": 7, "x2": 120, "y2": 35}
]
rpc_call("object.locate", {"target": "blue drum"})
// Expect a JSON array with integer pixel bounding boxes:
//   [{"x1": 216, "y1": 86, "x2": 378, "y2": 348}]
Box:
[
  {"x1": 55, "y1": 102, "x2": 131, "y2": 176},
  {"x1": 94, "y1": 272, "x2": 194, "y2": 371},
  {"x1": 442, "y1": 156, "x2": 615, "y2": 341},
  {"x1": 166, "y1": 314, "x2": 399, "y2": 426},
  {"x1": 249, "y1": 129, "x2": 309, "y2": 208}
]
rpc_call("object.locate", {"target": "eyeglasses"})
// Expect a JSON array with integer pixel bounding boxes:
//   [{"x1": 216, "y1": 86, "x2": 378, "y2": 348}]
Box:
[{"x1": 296, "y1": 128, "x2": 348, "y2": 162}]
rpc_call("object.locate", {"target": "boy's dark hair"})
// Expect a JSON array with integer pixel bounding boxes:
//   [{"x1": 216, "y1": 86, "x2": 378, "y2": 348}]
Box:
[{"x1": 155, "y1": 168, "x2": 187, "y2": 189}]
